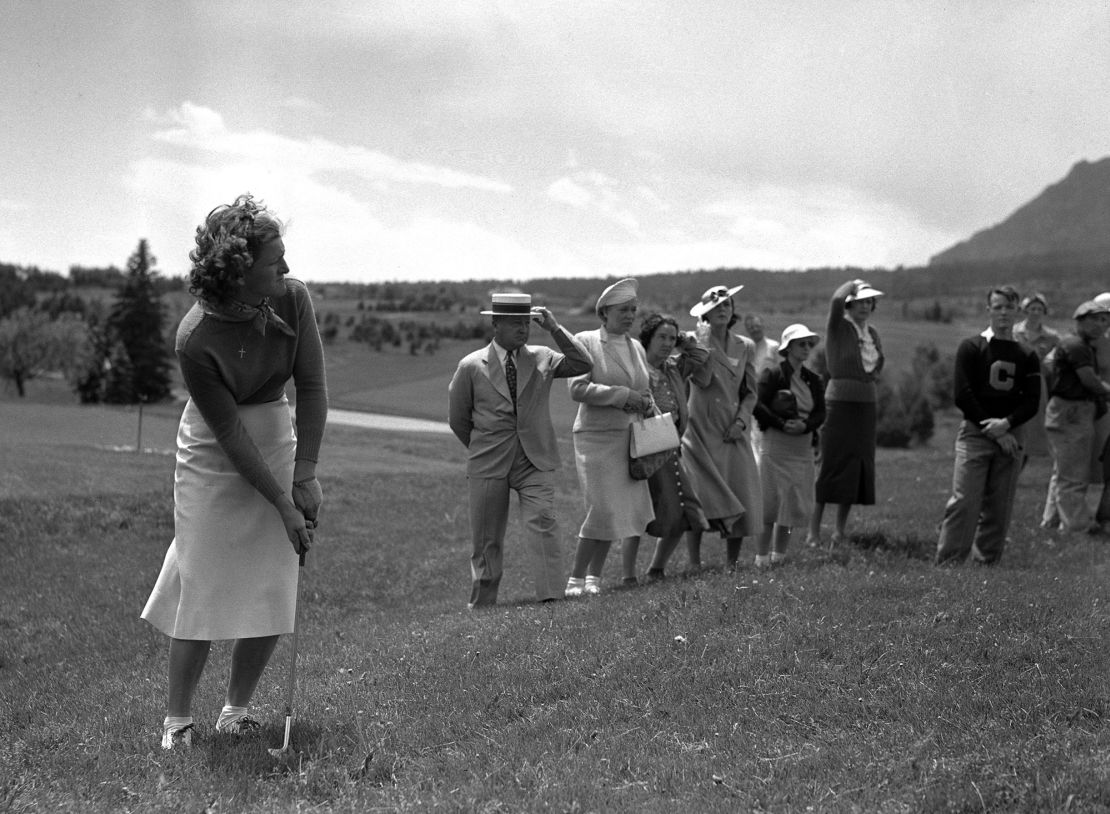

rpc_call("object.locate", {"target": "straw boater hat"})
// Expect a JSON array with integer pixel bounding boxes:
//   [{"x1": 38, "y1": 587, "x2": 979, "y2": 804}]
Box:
[
  {"x1": 689, "y1": 284, "x2": 744, "y2": 318},
  {"x1": 481, "y1": 292, "x2": 540, "y2": 316},
  {"x1": 778, "y1": 324, "x2": 820, "y2": 355},
  {"x1": 594, "y1": 278, "x2": 639, "y2": 317},
  {"x1": 845, "y1": 282, "x2": 884, "y2": 303}
]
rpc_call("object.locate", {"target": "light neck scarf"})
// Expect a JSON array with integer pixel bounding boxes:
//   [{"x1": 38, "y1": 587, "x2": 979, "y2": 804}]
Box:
[{"x1": 201, "y1": 296, "x2": 296, "y2": 338}]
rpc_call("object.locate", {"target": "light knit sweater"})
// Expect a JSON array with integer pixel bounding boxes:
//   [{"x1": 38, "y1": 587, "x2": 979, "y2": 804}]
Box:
[
  {"x1": 175, "y1": 278, "x2": 328, "y2": 503},
  {"x1": 824, "y1": 280, "x2": 884, "y2": 403}
]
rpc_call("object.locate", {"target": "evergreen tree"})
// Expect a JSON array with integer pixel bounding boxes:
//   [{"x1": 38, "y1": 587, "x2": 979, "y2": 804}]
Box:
[{"x1": 104, "y1": 239, "x2": 173, "y2": 403}]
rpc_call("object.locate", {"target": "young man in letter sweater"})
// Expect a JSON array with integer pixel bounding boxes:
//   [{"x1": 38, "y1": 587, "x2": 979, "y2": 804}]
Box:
[{"x1": 935, "y1": 286, "x2": 1042, "y2": 565}]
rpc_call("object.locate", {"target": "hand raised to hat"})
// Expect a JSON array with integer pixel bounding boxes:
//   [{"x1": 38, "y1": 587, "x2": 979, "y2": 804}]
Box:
[{"x1": 533, "y1": 307, "x2": 558, "y2": 332}]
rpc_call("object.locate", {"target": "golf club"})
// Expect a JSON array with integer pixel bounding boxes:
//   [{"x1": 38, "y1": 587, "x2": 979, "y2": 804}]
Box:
[{"x1": 269, "y1": 533, "x2": 309, "y2": 760}]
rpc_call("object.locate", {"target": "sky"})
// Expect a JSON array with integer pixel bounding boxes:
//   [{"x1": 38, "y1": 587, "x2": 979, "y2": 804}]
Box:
[{"x1": 2, "y1": 1, "x2": 1108, "y2": 284}]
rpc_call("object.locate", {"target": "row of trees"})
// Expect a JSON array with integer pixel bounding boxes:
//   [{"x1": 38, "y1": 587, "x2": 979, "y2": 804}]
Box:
[{"x1": 0, "y1": 241, "x2": 172, "y2": 402}]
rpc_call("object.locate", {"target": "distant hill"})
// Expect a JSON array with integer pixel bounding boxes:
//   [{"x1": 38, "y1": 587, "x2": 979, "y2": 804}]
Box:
[{"x1": 930, "y1": 157, "x2": 1110, "y2": 266}]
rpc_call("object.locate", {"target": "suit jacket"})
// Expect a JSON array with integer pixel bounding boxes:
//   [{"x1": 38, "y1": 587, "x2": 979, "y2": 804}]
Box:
[
  {"x1": 569, "y1": 327, "x2": 652, "y2": 433},
  {"x1": 448, "y1": 327, "x2": 592, "y2": 477}
]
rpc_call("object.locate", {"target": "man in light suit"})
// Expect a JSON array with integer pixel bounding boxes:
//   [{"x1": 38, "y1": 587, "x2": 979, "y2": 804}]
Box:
[{"x1": 448, "y1": 292, "x2": 592, "y2": 607}]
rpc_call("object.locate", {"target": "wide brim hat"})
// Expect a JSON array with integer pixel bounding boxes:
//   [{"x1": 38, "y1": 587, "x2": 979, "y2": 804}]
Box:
[
  {"x1": 778, "y1": 323, "x2": 820, "y2": 355},
  {"x1": 845, "y1": 283, "x2": 885, "y2": 303},
  {"x1": 481, "y1": 292, "x2": 541, "y2": 316},
  {"x1": 1073, "y1": 300, "x2": 1110, "y2": 320},
  {"x1": 595, "y1": 278, "x2": 639, "y2": 317},
  {"x1": 689, "y1": 284, "x2": 744, "y2": 318}
]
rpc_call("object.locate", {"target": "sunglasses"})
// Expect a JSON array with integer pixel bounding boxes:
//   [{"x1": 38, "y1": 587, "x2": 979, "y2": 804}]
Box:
[{"x1": 793, "y1": 340, "x2": 817, "y2": 349}]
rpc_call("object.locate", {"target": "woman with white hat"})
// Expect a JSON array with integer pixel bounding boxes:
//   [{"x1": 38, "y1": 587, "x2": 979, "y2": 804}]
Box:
[
  {"x1": 752, "y1": 324, "x2": 826, "y2": 567},
  {"x1": 565, "y1": 278, "x2": 655, "y2": 596},
  {"x1": 681, "y1": 284, "x2": 762, "y2": 570},
  {"x1": 807, "y1": 279, "x2": 885, "y2": 547}
]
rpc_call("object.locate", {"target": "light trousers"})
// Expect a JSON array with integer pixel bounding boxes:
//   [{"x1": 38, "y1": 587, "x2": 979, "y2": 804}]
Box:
[
  {"x1": 468, "y1": 443, "x2": 565, "y2": 606},
  {"x1": 935, "y1": 421, "x2": 1022, "y2": 565},
  {"x1": 1044, "y1": 397, "x2": 1097, "y2": 532}
]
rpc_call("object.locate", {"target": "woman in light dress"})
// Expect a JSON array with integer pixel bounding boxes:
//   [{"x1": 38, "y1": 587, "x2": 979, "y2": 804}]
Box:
[
  {"x1": 565, "y1": 278, "x2": 655, "y2": 596},
  {"x1": 681, "y1": 285, "x2": 762, "y2": 571}
]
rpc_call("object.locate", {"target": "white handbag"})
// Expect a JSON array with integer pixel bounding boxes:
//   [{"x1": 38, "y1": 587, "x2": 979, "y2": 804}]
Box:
[{"x1": 629, "y1": 410, "x2": 681, "y2": 458}]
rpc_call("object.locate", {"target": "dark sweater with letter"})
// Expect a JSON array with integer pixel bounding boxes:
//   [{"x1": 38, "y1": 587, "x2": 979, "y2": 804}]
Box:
[{"x1": 953, "y1": 334, "x2": 1041, "y2": 430}]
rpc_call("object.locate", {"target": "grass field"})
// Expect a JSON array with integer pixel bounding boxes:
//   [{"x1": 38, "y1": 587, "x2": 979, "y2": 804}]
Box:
[{"x1": 2, "y1": 381, "x2": 1109, "y2": 812}]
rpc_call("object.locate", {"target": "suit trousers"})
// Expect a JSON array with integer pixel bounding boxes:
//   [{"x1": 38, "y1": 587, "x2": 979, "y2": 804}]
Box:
[
  {"x1": 1044, "y1": 397, "x2": 1096, "y2": 532},
  {"x1": 935, "y1": 421, "x2": 1022, "y2": 565},
  {"x1": 468, "y1": 441, "x2": 565, "y2": 606}
]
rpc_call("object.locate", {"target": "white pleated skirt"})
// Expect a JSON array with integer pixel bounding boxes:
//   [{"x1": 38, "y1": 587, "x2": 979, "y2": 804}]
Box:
[{"x1": 141, "y1": 397, "x2": 298, "y2": 641}]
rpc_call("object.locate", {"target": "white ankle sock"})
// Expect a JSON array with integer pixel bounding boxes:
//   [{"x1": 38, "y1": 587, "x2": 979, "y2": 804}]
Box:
[
  {"x1": 163, "y1": 715, "x2": 193, "y2": 735},
  {"x1": 216, "y1": 705, "x2": 248, "y2": 731}
]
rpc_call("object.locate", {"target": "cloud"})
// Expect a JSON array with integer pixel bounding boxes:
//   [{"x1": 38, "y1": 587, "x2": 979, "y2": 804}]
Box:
[
  {"x1": 703, "y1": 183, "x2": 961, "y2": 269},
  {"x1": 545, "y1": 170, "x2": 644, "y2": 237},
  {"x1": 149, "y1": 103, "x2": 513, "y2": 193}
]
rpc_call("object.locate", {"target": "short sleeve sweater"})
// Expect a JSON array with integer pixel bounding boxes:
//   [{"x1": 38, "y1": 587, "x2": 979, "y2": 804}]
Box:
[{"x1": 176, "y1": 278, "x2": 328, "y2": 503}]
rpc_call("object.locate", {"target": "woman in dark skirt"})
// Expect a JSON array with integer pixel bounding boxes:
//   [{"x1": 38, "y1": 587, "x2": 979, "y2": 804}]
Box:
[
  {"x1": 629, "y1": 313, "x2": 710, "y2": 582},
  {"x1": 807, "y1": 279, "x2": 884, "y2": 547}
]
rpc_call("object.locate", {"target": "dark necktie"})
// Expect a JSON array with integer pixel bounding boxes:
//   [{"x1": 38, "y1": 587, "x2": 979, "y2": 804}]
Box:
[{"x1": 505, "y1": 351, "x2": 518, "y2": 409}]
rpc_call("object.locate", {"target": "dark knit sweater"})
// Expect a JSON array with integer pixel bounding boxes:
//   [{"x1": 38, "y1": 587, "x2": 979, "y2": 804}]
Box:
[
  {"x1": 953, "y1": 335, "x2": 1041, "y2": 429},
  {"x1": 176, "y1": 278, "x2": 327, "y2": 503},
  {"x1": 824, "y1": 280, "x2": 884, "y2": 403}
]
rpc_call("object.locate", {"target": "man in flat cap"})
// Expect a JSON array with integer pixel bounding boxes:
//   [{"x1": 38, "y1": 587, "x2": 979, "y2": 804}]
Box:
[
  {"x1": 1042, "y1": 299, "x2": 1110, "y2": 534},
  {"x1": 449, "y1": 293, "x2": 591, "y2": 607}
]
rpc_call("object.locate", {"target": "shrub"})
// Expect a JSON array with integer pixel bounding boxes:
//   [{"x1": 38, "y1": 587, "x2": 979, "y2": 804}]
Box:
[{"x1": 876, "y1": 370, "x2": 935, "y2": 448}]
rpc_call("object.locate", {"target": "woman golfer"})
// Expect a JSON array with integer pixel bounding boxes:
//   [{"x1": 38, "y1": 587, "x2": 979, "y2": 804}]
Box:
[{"x1": 142, "y1": 194, "x2": 327, "y2": 749}]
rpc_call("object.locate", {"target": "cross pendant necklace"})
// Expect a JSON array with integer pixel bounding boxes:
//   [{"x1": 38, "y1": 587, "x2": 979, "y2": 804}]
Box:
[{"x1": 237, "y1": 327, "x2": 251, "y2": 360}]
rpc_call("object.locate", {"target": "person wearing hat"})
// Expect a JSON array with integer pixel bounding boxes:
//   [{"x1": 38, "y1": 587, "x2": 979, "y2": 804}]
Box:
[
  {"x1": 752, "y1": 324, "x2": 826, "y2": 568},
  {"x1": 448, "y1": 292, "x2": 592, "y2": 607},
  {"x1": 565, "y1": 278, "x2": 656, "y2": 596},
  {"x1": 681, "y1": 284, "x2": 763, "y2": 570},
  {"x1": 807, "y1": 279, "x2": 885, "y2": 548},
  {"x1": 1041, "y1": 298, "x2": 1110, "y2": 534},
  {"x1": 934, "y1": 286, "x2": 1042, "y2": 566},
  {"x1": 1090, "y1": 292, "x2": 1110, "y2": 534},
  {"x1": 1013, "y1": 292, "x2": 1060, "y2": 459}
]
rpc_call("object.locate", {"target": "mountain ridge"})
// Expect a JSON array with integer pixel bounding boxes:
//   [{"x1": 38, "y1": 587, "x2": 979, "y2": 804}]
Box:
[{"x1": 930, "y1": 157, "x2": 1110, "y2": 265}]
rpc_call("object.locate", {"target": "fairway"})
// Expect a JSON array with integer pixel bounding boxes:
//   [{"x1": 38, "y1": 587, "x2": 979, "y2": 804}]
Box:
[{"x1": 2, "y1": 391, "x2": 1108, "y2": 812}]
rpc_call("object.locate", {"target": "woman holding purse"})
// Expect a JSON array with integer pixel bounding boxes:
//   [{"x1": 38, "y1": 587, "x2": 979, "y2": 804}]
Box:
[{"x1": 565, "y1": 278, "x2": 655, "y2": 596}]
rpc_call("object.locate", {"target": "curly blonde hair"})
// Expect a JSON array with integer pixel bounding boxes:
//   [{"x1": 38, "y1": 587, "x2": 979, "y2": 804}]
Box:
[{"x1": 188, "y1": 193, "x2": 284, "y2": 303}]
